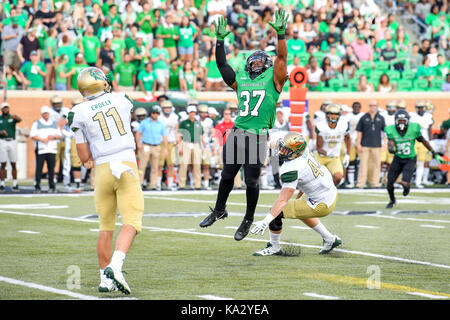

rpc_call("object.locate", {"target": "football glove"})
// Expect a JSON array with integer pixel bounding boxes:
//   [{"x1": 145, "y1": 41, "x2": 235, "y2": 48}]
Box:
[
  {"x1": 268, "y1": 9, "x2": 290, "y2": 35},
  {"x1": 213, "y1": 16, "x2": 231, "y2": 41},
  {"x1": 251, "y1": 220, "x2": 269, "y2": 236},
  {"x1": 432, "y1": 151, "x2": 443, "y2": 164},
  {"x1": 343, "y1": 154, "x2": 350, "y2": 168}
]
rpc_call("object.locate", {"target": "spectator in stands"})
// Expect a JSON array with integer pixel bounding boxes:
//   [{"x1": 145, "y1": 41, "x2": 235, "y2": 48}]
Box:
[
  {"x1": 167, "y1": 62, "x2": 183, "y2": 91},
  {"x1": 321, "y1": 56, "x2": 338, "y2": 87},
  {"x1": 357, "y1": 74, "x2": 374, "y2": 93},
  {"x1": 97, "y1": 38, "x2": 115, "y2": 72},
  {"x1": 377, "y1": 73, "x2": 395, "y2": 93},
  {"x1": 408, "y1": 43, "x2": 423, "y2": 72},
  {"x1": 81, "y1": 25, "x2": 101, "y2": 68},
  {"x1": 151, "y1": 37, "x2": 170, "y2": 92},
  {"x1": 180, "y1": 60, "x2": 197, "y2": 93},
  {"x1": 30, "y1": 106, "x2": 62, "y2": 193},
  {"x1": 178, "y1": 15, "x2": 197, "y2": 62},
  {"x1": 19, "y1": 50, "x2": 47, "y2": 90},
  {"x1": 207, "y1": 0, "x2": 227, "y2": 25},
  {"x1": 351, "y1": 32, "x2": 373, "y2": 62},
  {"x1": 340, "y1": 55, "x2": 356, "y2": 87},
  {"x1": 156, "y1": 11, "x2": 180, "y2": 62},
  {"x1": 121, "y1": 1, "x2": 137, "y2": 27},
  {"x1": 233, "y1": 14, "x2": 252, "y2": 50},
  {"x1": 17, "y1": 28, "x2": 41, "y2": 65},
  {"x1": 34, "y1": 0, "x2": 56, "y2": 29},
  {"x1": 205, "y1": 47, "x2": 222, "y2": 91},
  {"x1": 416, "y1": 56, "x2": 436, "y2": 83},
  {"x1": 442, "y1": 73, "x2": 450, "y2": 92},
  {"x1": 306, "y1": 57, "x2": 324, "y2": 91},
  {"x1": 114, "y1": 52, "x2": 137, "y2": 91},
  {"x1": 356, "y1": 100, "x2": 385, "y2": 189},
  {"x1": 138, "y1": 62, "x2": 157, "y2": 97},
  {"x1": 56, "y1": 34, "x2": 80, "y2": 70},
  {"x1": 88, "y1": 2, "x2": 105, "y2": 36},
  {"x1": 67, "y1": 53, "x2": 89, "y2": 90},
  {"x1": 379, "y1": 40, "x2": 397, "y2": 63},
  {"x1": 5, "y1": 65, "x2": 23, "y2": 90},
  {"x1": 415, "y1": 0, "x2": 431, "y2": 33},
  {"x1": 54, "y1": 55, "x2": 71, "y2": 91},
  {"x1": 419, "y1": 39, "x2": 431, "y2": 58},
  {"x1": 130, "y1": 35, "x2": 150, "y2": 72},
  {"x1": 1, "y1": 16, "x2": 25, "y2": 72}
]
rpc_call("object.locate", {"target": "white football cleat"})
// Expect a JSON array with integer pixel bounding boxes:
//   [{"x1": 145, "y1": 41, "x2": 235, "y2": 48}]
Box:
[
  {"x1": 98, "y1": 278, "x2": 118, "y2": 293},
  {"x1": 104, "y1": 265, "x2": 131, "y2": 295},
  {"x1": 253, "y1": 242, "x2": 283, "y2": 256},
  {"x1": 319, "y1": 235, "x2": 342, "y2": 254}
]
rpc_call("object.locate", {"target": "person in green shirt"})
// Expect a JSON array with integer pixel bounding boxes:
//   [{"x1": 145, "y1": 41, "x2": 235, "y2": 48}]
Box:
[
  {"x1": 54, "y1": 54, "x2": 71, "y2": 91},
  {"x1": 150, "y1": 38, "x2": 170, "y2": 91},
  {"x1": 56, "y1": 34, "x2": 80, "y2": 68},
  {"x1": 137, "y1": 62, "x2": 157, "y2": 97},
  {"x1": 136, "y1": 1, "x2": 157, "y2": 45},
  {"x1": 114, "y1": 52, "x2": 137, "y2": 90},
  {"x1": 129, "y1": 36, "x2": 150, "y2": 72},
  {"x1": 431, "y1": 12, "x2": 449, "y2": 42},
  {"x1": 5, "y1": 65, "x2": 22, "y2": 90},
  {"x1": 180, "y1": 60, "x2": 197, "y2": 92},
  {"x1": 155, "y1": 12, "x2": 180, "y2": 61},
  {"x1": 111, "y1": 26, "x2": 126, "y2": 64},
  {"x1": 167, "y1": 62, "x2": 183, "y2": 91},
  {"x1": 384, "y1": 110, "x2": 440, "y2": 208},
  {"x1": 416, "y1": 56, "x2": 436, "y2": 82},
  {"x1": 67, "y1": 53, "x2": 90, "y2": 90},
  {"x1": 287, "y1": 30, "x2": 306, "y2": 54},
  {"x1": 19, "y1": 51, "x2": 47, "y2": 90},
  {"x1": 81, "y1": 25, "x2": 101, "y2": 66},
  {"x1": 434, "y1": 54, "x2": 450, "y2": 78},
  {"x1": 43, "y1": 27, "x2": 58, "y2": 90},
  {"x1": 106, "y1": 4, "x2": 122, "y2": 27},
  {"x1": 205, "y1": 48, "x2": 222, "y2": 91},
  {"x1": 177, "y1": 16, "x2": 197, "y2": 62}
]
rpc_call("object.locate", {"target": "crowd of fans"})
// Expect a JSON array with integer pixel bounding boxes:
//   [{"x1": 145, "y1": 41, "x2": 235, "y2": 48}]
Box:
[{"x1": 1, "y1": 0, "x2": 450, "y2": 94}]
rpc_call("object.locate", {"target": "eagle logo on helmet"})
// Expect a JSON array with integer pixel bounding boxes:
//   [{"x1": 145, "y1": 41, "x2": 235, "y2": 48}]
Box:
[
  {"x1": 278, "y1": 132, "x2": 307, "y2": 161},
  {"x1": 77, "y1": 67, "x2": 112, "y2": 99}
]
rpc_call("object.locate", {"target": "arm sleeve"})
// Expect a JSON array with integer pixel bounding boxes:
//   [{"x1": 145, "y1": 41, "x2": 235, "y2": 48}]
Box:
[{"x1": 216, "y1": 40, "x2": 236, "y2": 87}]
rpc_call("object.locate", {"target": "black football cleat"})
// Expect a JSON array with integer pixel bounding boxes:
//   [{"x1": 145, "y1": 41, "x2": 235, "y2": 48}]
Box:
[
  {"x1": 385, "y1": 201, "x2": 396, "y2": 209},
  {"x1": 402, "y1": 184, "x2": 410, "y2": 196},
  {"x1": 234, "y1": 218, "x2": 253, "y2": 241},
  {"x1": 199, "y1": 207, "x2": 228, "y2": 228}
]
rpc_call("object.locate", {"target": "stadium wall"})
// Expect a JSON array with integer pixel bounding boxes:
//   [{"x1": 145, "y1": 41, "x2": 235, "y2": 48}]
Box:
[{"x1": 5, "y1": 90, "x2": 450, "y2": 179}]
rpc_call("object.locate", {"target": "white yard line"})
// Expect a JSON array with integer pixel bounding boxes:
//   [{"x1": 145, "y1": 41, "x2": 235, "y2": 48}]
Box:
[
  {"x1": 407, "y1": 292, "x2": 448, "y2": 299},
  {"x1": 369, "y1": 214, "x2": 450, "y2": 224},
  {"x1": 18, "y1": 230, "x2": 40, "y2": 234},
  {"x1": 303, "y1": 292, "x2": 339, "y2": 300},
  {"x1": 420, "y1": 224, "x2": 445, "y2": 229},
  {"x1": 355, "y1": 225, "x2": 380, "y2": 229},
  {"x1": 197, "y1": 295, "x2": 234, "y2": 300},
  {"x1": 2, "y1": 209, "x2": 450, "y2": 270}
]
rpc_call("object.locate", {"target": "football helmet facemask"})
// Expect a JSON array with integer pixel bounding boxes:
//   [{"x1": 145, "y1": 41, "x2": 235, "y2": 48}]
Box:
[
  {"x1": 277, "y1": 132, "x2": 307, "y2": 161},
  {"x1": 245, "y1": 51, "x2": 273, "y2": 80},
  {"x1": 325, "y1": 104, "x2": 342, "y2": 124},
  {"x1": 77, "y1": 67, "x2": 112, "y2": 99},
  {"x1": 395, "y1": 110, "x2": 410, "y2": 136}
]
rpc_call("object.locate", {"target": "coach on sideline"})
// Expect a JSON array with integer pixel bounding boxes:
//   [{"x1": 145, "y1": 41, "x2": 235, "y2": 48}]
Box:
[
  {"x1": 0, "y1": 102, "x2": 22, "y2": 191},
  {"x1": 30, "y1": 106, "x2": 62, "y2": 193}
]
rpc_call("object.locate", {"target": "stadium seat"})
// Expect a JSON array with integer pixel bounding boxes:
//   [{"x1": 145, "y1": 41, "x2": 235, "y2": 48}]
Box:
[
  {"x1": 370, "y1": 70, "x2": 383, "y2": 82},
  {"x1": 287, "y1": 53, "x2": 295, "y2": 66},
  {"x1": 413, "y1": 78, "x2": 429, "y2": 91},
  {"x1": 401, "y1": 69, "x2": 415, "y2": 80},
  {"x1": 387, "y1": 70, "x2": 401, "y2": 81},
  {"x1": 397, "y1": 79, "x2": 412, "y2": 91},
  {"x1": 313, "y1": 51, "x2": 325, "y2": 63},
  {"x1": 347, "y1": 78, "x2": 359, "y2": 91},
  {"x1": 360, "y1": 61, "x2": 373, "y2": 76},
  {"x1": 296, "y1": 52, "x2": 310, "y2": 66},
  {"x1": 329, "y1": 78, "x2": 343, "y2": 91},
  {"x1": 375, "y1": 60, "x2": 389, "y2": 71},
  {"x1": 430, "y1": 78, "x2": 444, "y2": 91}
]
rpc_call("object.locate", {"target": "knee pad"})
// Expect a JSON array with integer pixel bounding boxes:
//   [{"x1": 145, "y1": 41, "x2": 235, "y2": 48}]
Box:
[
  {"x1": 269, "y1": 214, "x2": 283, "y2": 232},
  {"x1": 71, "y1": 167, "x2": 81, "y2": 172}
]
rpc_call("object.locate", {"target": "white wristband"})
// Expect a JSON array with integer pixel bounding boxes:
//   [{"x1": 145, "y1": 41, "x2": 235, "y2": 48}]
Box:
[{"x1": 263, "y1": 213, "x2": 276, "y2": 224}]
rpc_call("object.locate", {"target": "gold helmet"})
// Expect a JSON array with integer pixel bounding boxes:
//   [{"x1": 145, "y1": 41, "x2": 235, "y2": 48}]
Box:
[
  {"x1": 72, "y1": 96, "x2": 84, "y2": 106},
  {"x1": 77, "y1": 67, "x2": 112, "y2": 98},
  {"x1": 425, "y1": 100, "x2": 434, "y2": 114},
  {"x1": 134, "y1": 107, "x2": 148, "y2": 118},
  {"x1": 227, "y1": 102, "x2": 238, "y2": 110},
  {"x1": 198, "y1": 104, "x2": 209, "y2": 113},
  {"x1": 325, "y1": 103, "x2": 342, "y2": 124},
  {"x1": 278, "y1": 132, "x2": 307, "y2": 161},
  {"x1": 396, "y1": 99, "x2": 406, "y2": 110},
  {"x1": 50, "y1": 95, "x2": 63, "y2": 112},
  {"x1": 415, "y1": 100, "x2": 427, "y2": 115},
  {"x1": 321, "y1": 99, "x2": 333, "y2": 111},
  {"x1": 386, "y1": 100, "x2": 397, "y2": 111}
]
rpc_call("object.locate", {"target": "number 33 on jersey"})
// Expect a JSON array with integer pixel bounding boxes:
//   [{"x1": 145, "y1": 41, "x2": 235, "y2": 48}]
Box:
[{"x1": 68, "y1": 92, "x2": 136, "y2": 163}]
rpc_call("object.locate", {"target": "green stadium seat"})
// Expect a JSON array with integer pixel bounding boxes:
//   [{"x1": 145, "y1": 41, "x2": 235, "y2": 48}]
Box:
[
  {"x1": 397, "y1": 79, "x2": 412, "y2": 91},
  {"x1": 370, "y1": 70, "x2": 384, "y2": 82},
  {"x1": 313, "y1": 51, "x2": 325, "y2": 63},
  {"x1": 375, "y1": 60, "x2": 389, "y2": 71},
  {"x1": 360, "y1": 60, "x2": 373, "y2": 76},
  {"x1": 414, "y1": 78, "x2": 429, "y2": 91},
  {"x1": 287, "y1": 53, "x2": 295, "y2": 66},
  {"x1": 387, "y1": 70, "x2": 401, "y2": 81},
  {"x1": 296, "y1": 52, "x2": 310, "y2": 66},
  {"x1": 347, "y1": 78, "x2": 359, "y2": 91},
  {"x1": 430, "y1": 78, "x2": 444, "y2": 91},
  {"x1": 402, "y1": 69, "x2": 415, "y2": 80},
  {"x1": 329, "y1": 78, "x2": 343, "y2": 91}
]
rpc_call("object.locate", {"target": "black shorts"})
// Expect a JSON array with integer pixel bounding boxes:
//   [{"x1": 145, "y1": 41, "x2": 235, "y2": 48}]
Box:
[
  {"x1": 387, "y1": 155, "x2": 416, "y2": 184},
  {"x1": 222, "y1": 127, "x2": 268, "y2": 166}
]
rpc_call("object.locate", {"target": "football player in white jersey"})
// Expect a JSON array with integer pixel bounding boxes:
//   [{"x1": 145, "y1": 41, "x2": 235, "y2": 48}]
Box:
[
  {"x1": 380, "y1": 100, "x2": 397, "y2": 186},
  {"x1": 68, "y1": 67, "x2": 144, "y2": 295},
  {"x1": 312, "y1": 99, "x2": 332, "y2": 127},
  {"x1": 198, "y1": 104, "x2": 215, "y2": 190},
  {"x1": 345, "y1": 102, "x2": 363, "y2": 188},
  {"x1": 158, "y1": 100, "x2": 179, "y2": 190},
  {"x1": 315, "y1": 104, "x2": 351, "y2": 186},
  {"x1": 410, "y1": 100, "x2": 434, "y2": 188},
  {"x1": 251, "y1": 132, "x2": 341, "y2": 256}
]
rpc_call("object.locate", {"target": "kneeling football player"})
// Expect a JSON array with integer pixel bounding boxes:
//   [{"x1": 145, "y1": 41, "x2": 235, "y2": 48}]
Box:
[{"x1": 251, "y1": 132, "x2": 342, "y2": 255}]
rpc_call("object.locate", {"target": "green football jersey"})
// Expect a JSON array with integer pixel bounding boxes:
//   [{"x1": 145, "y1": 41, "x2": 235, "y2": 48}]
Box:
[
  {"x1": 384, "y1": 122, "x2": 422, "y2": 159},
  {"x1": 234, "y1": 66, "x2": 280, "y2": 134}
]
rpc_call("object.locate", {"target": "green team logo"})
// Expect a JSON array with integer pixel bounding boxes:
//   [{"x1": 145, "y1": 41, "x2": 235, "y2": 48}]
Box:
[{"x1": 89, "y1": 68, "x2": 105, "y2": 80}]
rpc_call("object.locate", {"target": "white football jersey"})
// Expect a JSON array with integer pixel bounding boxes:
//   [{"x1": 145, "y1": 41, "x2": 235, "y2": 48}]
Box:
[
  {"x1": 200, "y1": 116, "x2": 214, "y2": 147},
  {"x1": 280, "y1": 148, "x2": 337, "y2": 209},
  {"x1": 381, "y1": 111, "x2": 395, "y2": 127},
  {"x1": 315, "y1": 117, "x2": 349, "y2": 157},
  {"x1": 69, "y1": 92, "x2": 136, "y2": 165},
  {"x1": 158, "y1": 112, "x2": 179, "y2": 143},
  {"x1": 410, "y1": 112, "x2": 433, "y2": 140},
  {"x1": 345, "y1": 112, "x2": 364, "y2": 143},
  {"x1": 313, "y1": 110, "x2": 326, "y2": 126}
]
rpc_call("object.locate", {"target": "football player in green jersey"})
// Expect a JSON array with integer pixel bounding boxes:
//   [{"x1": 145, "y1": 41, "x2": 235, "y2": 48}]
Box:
[
  {"x1": 384, "y1": 110, "x2": 441, "y2": 208},
  {"x1": 199, "y1": 10, "x2": 289, "y2": 241}
]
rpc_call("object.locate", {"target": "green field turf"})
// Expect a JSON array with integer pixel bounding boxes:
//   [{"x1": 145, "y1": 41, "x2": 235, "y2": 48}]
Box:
[{"x1": 0, "y1": 189, "x2": 449, "y2": 300}]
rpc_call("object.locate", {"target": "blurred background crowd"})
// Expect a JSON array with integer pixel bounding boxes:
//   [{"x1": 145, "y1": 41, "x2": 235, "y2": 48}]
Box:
[{"x1": 1, "y1": 0, "x2": 450, "y2": 94}]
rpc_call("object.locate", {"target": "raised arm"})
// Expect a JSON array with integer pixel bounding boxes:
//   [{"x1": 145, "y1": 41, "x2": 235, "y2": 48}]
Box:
[
  {"x1": 214, "y1": 16, "x2": 237, "y2": 91},
  {"x1": 269, "y1": 9, "x2": 289, "y2": 93}
]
